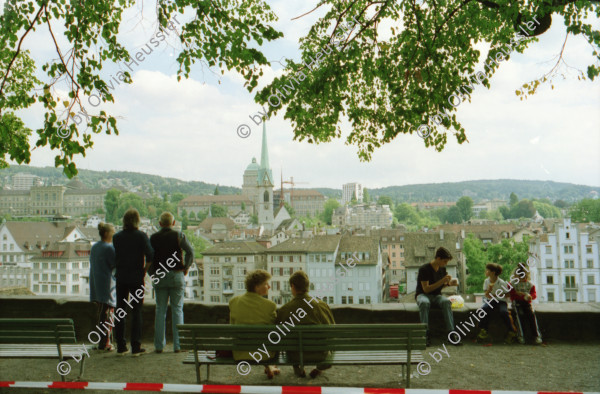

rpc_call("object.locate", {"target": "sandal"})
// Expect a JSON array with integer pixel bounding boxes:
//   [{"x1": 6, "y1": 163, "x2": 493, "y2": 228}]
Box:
[{"x1": 264, "y1": 366, "x2": 274, "y2": 379}]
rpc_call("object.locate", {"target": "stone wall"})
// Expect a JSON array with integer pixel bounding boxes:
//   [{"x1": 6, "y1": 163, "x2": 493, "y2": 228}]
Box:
[{"x1": 1, "y1": 296, "x2": 598, "y2": 344}]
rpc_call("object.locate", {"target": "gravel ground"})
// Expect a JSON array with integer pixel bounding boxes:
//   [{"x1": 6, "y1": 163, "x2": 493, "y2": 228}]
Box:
[{"x1": 1, "y1": 339, "x2": 599, "y2": 393}]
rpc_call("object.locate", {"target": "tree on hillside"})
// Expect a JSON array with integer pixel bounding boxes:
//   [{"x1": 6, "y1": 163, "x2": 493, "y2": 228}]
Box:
[
  {"x1": 104, "y1": 188, "x2": 121, "y2": 223},
  {"x1": 3, "y1": 1, "x2": 597, "y2": 174},
  {"x1": 188, "y1": 210, "x2": 196, "y2": 220},
  {"x1": 170, "y1": 193, "x2": 186, "y2": 205},
  {"x1": 377, "y1": 196, "x2": 394, "y2": 208},
  {"x1": 116, "y1": 193, "x2": 148, "y2": 219},
  {"x1": 445, "y1": 206, "x2": 463, "y2": 224},
  {"x1": 533, "y1": 201, "x2": 561, "y2": 218},
  {"x1": 283, "y1": 201, "x2": 295, "y2": 216},
  {"x1": 553, "y1": 200, "x2": 568, "y2": 208},
  {"x1": 509, "y1": 192, "x2": 519, "y2": 207},
  {"x1": 320, "y1": 199, "x2": 340, "y2": 225},
  {"x1": 363, "y1": 188, "x2": 370, "y2": 203},
  {"x1": 464, "y1": 236, "x2": 488, "y2": 294},
  {"x1": 456, "y1": 196, "x2": 474, "y2": 222},
  {"x1": 570, "y1": 199, "x2": 600, "y2": 223},
  {"x1": 210, "y1": 204, "x2": 228, "y2": 218},
  {"x1": 214, "y1": 186, "x2": 220, "y2": 196}
]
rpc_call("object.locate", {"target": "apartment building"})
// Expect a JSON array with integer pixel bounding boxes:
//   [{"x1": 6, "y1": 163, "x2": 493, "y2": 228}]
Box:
[
  {"x1": 202, "y1": 241, "x2": 267, "y2": 304},
  {"x1": 330, "y1": 235, "x2": 382, "y2": 305},
  {"x1": 333, "y1": 203, "x2": 393, "y2": 229},
  {"x1": 29, "y1": 240, "x2": 92, "y2": 296},
  {"x1": 342, "y1": 183, "x2": 363, "y2": 205},
  {"x1": 529, "y1": 218, "x2": 599, "y2": 303},
  {"x1": 404, "y1": 231, "x2": 463, "y2": 295},
  {"x1": 371, "y1": 229, "x2": 407, "y2": 288},
  {"x1": 267, "y1": 235, "x2": 341, "y2": 305}
]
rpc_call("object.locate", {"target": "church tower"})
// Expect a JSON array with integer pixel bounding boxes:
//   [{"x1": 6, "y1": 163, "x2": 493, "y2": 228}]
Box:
[{"x1": 257, "y1": 122, "x2": 274, "y2": 231}]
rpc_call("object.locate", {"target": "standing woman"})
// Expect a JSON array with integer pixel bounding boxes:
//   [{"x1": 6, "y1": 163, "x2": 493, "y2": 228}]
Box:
[
  {"x1": 229, "y1": 269, "x2": 280, "y2": 379},
  {"x1": 89, "y1": 222, "x2": 116, "y2": 351}
]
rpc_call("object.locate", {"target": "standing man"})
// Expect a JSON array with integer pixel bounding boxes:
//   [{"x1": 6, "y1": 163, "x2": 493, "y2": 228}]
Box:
[
  {"x1": 277, "y1": 271, "x2": 335, "y2": 379},
  {"x1": 150, "y1": 212, "x2": 194, "y2": 353},
  {"x1": 415, "y1": 246, "x2": 460, "y2": 346},
  {"x1": 113, "y1": 208, "x2": 154, "y2": 356}
]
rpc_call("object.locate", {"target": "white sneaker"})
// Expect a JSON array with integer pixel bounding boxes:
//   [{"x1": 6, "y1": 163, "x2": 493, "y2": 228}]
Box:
[{"x1": 535, "y1": 336, "x2": 543, "y2": 344}]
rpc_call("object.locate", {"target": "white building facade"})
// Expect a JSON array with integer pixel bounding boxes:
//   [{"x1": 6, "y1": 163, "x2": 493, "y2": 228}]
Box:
[
  {"x1": 530, "y1": 218, "x2": 599, "y2": 303},
  {"x1": 342, "y1": 183, "x2": 363, "y2": 205}
]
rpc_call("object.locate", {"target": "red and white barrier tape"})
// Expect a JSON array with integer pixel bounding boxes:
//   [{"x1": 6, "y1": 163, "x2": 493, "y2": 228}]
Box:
[{"x1": 0, "y1": 383, "x2": 595, "y2": 394}]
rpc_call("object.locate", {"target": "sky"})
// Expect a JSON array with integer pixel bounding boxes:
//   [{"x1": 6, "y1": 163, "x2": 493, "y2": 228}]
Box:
[{"x1": 4, "y1": 0, "x2": 600, "y2": 190}]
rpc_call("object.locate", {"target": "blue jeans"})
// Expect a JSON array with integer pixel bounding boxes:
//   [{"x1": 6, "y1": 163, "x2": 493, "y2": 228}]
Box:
[
  {"x1": 154, "y1": 271, "x2": 186, "y2": 351},
  {"x1": 416, "y1": 293, "x2": 455, "y2": 333}
]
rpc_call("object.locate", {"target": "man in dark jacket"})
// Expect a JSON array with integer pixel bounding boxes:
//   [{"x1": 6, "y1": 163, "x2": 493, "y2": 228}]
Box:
[
  {"x1": 113, "y1": 208, "x2": 153, "y2": 356},
  {"x1": 150, "y1": 211, "x2": 194, "y2": 353}
]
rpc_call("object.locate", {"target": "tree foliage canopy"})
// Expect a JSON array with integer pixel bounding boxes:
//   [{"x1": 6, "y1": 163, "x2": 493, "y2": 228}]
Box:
[{"x1": 1, "y1": 0, "x2": 598, "y2": 174}]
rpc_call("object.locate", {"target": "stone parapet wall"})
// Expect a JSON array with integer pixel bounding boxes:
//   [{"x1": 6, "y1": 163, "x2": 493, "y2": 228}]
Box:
[{"x1": 1, "y1": 296, "x2": 598, "y2": 343}]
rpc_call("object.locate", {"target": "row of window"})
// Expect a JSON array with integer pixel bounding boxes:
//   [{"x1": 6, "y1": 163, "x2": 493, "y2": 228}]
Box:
[
  {"x1": 547, "y1": 290, "x2": 597, "y2": 302},
  {"x1": 32, "y1": 262, "x2": 89, "y2": 269},
  {"x1": 33, "y1": 273, "x2": 80, "y2": 281},
  {"x1": 33, "y1": 284, "x2": 81, "y2": 293},
  {"x1": 1, "y1": 254, "x2": 25, "y2": 263},
  {"x1": 545, "y1": 259, "x2": 595, "y2": 269},
  {"x1": 546, "y1": 275, "x2": 596, "y2": 286},
  {"x1": 544, "y1": 245, "x2": 594, "y2": 254}
]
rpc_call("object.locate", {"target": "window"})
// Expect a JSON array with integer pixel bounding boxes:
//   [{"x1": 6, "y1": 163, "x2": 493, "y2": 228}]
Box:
[
  {"x1": 51, "y1": 262, "x2": 57, "y2": 269},
  {"x1": 237, "y1": 281, "x2": 245, "y2": 290},
  {"x1": 565, "y1": 291, "x2": 577, "y2": 302},
  {"x1": 545, "y1": 245, "x2": 552, "y2": 253},
  {"x1": 546, "y1": 259, "x2": 553, "y2": 269},
  {"x1": 566, "y1": 232, "x2": 570, "y2": 239},
  {"x1": 210, "y1": 267, "x2": 220, "y2": 275},
  {"x1": 9, "y1": 244, "x2": 13, "y2": 251},
  {"x1": 588, "y1": 260, "x2": 594, "y2": 269},
  {"x1": 224, "y1": 257, "x2": 231, "y2": 263},
  {"x1": 365, "y1": 296, "x2": 371, "y2": 303},
  {"x1": 348, "y1": 296, "x2": 353, "y2": 304},
  {"x1": 33, "y1": 285, "x2": 39, "y2": 292},
  {"x1": 284, "y1": 268, "x2": 291, "y2": 276},
  {"x1": 564, "y1": 260, "x2": 575, "y2": 269},
  {"x1": 547, "y1": 291, "x2": 554, "y2": 302},
  {"x1": 72, "y1": 285, "x2": 79, "y2": 293},
  {"x1": 328, "y1": 297, "x2": 334, "y2": 304},
  {"x1": 238, "y1": 267, "x2": 247, "y2": 275},
  {"x1": 546, "y1": 275, "x2": 554, "y2": 284},
  {"x1": 586, "y1": 245, "x2": 593, "y2": 254},
  {"x1": 341, "y1": 296, "x2": 347, "y2": 304},
  {"x1": 237, "y1": 257, "x2": 247, "y2": 263},
  {"x1": 51, "y1": 274, "x2": 57, "y2": 281},
  {"x1": 51, "y1": 285, "x2": 57, "y2": 293},
  {"x1": 42, "y1": 273, "x2": 48, "y2": 281},
  {"x1": 565, "y1": 275, "x2": 576, "y2": 288},
  {"x1": 288, "y1": 256, "x2": 293, "y2": 262},
  {"x1": 60, "y1": 274, "x2": 66, "y2": 281},
  {"x1": 588, "y1": 290, "x2": 596, "y2": 302},
  {"x1": 224, "y1": 268, "x2": 232, "y2": 276},
  {"x1": 272, "y1": 281, "x2": 280, "y2": 291},
  {"x1": 210, "y1": 296, "x2": 220, "y2": 303},
  {"x1": 42, "y1": 285, "x2": 48, "y2": 292},
  {"x1": 33, "y1": 274, "x2": 39, "y2": 280},
  {"x1": 588, "y1": 275, "x2": 595, "y2": 285},
  {"x1": 33, "y1": 262, "x2": 39, "y2": 269},
  {"x1": 564, "y1": 245, "x2": 573, "y2": 254},
  {"x1": 359, "y1": 297, "x2": 365, "y2": 304},
  {"x1": 73, "y1": 274, "x2": 79, "y2": 281},
  {"x1": 392, "y1": 253, "x2": 396, "y2": 257}
]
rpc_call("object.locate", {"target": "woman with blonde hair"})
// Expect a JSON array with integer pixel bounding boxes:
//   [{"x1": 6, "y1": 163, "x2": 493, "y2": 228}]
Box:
[
  {"x1": 229, "y1": 269, "x2": 280, "y2": 379},
  {"x1": 89, "y1": 222, "x2": 116, "y2": 350}
]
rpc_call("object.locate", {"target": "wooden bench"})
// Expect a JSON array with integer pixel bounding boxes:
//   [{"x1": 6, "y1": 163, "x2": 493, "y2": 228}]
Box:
[
  {"x1": 179, "y1": 323, "x2": 426, "y2": 387},
  {"x1": 0, "y1": 318, "x2": 92, "y2": 381}
]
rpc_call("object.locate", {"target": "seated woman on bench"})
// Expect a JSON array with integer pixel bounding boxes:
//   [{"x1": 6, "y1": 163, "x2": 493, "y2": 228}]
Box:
[{"x1": 229, "y1": 269, "x2": 280, "y2": 379}]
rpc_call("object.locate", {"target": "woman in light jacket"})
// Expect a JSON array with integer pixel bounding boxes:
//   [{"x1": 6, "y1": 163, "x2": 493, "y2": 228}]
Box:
[
  {"x1": 89, "y1": 222, "x2": 116, "y2": 350},
  {"x1": 229, "y1": 269, "x2": 279, "y2": 378}
]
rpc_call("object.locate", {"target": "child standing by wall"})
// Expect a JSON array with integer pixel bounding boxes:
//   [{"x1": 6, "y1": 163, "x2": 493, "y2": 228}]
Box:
[
  {"x1": 510, "y1": 263, "x2": 543, "y2": 344},
  {"x1": 477, "y1": 263, "x2": 518, "y2": 344}
]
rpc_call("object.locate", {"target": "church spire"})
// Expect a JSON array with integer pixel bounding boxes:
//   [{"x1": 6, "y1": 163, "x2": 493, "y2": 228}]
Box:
[{"x1": 259, "y1": 121, "x2": 273, "y2": 186}]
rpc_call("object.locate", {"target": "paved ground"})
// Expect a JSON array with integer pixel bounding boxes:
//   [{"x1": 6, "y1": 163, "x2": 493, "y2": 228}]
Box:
[{"x1": 1, "y1": 338, "x2": 599, "y2": 393}]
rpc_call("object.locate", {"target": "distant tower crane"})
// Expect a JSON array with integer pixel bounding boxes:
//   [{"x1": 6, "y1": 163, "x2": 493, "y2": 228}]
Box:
[{"x1": 279, "y1": 171, "x2": 308, "y2": 209}]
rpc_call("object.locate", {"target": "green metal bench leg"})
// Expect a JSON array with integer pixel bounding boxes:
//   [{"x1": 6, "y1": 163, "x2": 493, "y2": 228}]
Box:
[{"x1": 78, "y1": 356, "x2": 86, "y2": 380}]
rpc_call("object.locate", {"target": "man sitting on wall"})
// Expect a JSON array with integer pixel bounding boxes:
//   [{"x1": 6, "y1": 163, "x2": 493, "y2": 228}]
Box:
[
  {"x1": 415, "y1": 246, "x2": 460, "y2": 346},
  {"x1": 277, "y1": 271, "x2": 335, "y2": 379}
]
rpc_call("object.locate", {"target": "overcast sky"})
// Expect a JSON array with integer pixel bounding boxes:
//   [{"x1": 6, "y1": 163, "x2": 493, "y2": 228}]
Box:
[{"x1": 5, "y1": 0, "x2": 600, "y2": 190}]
